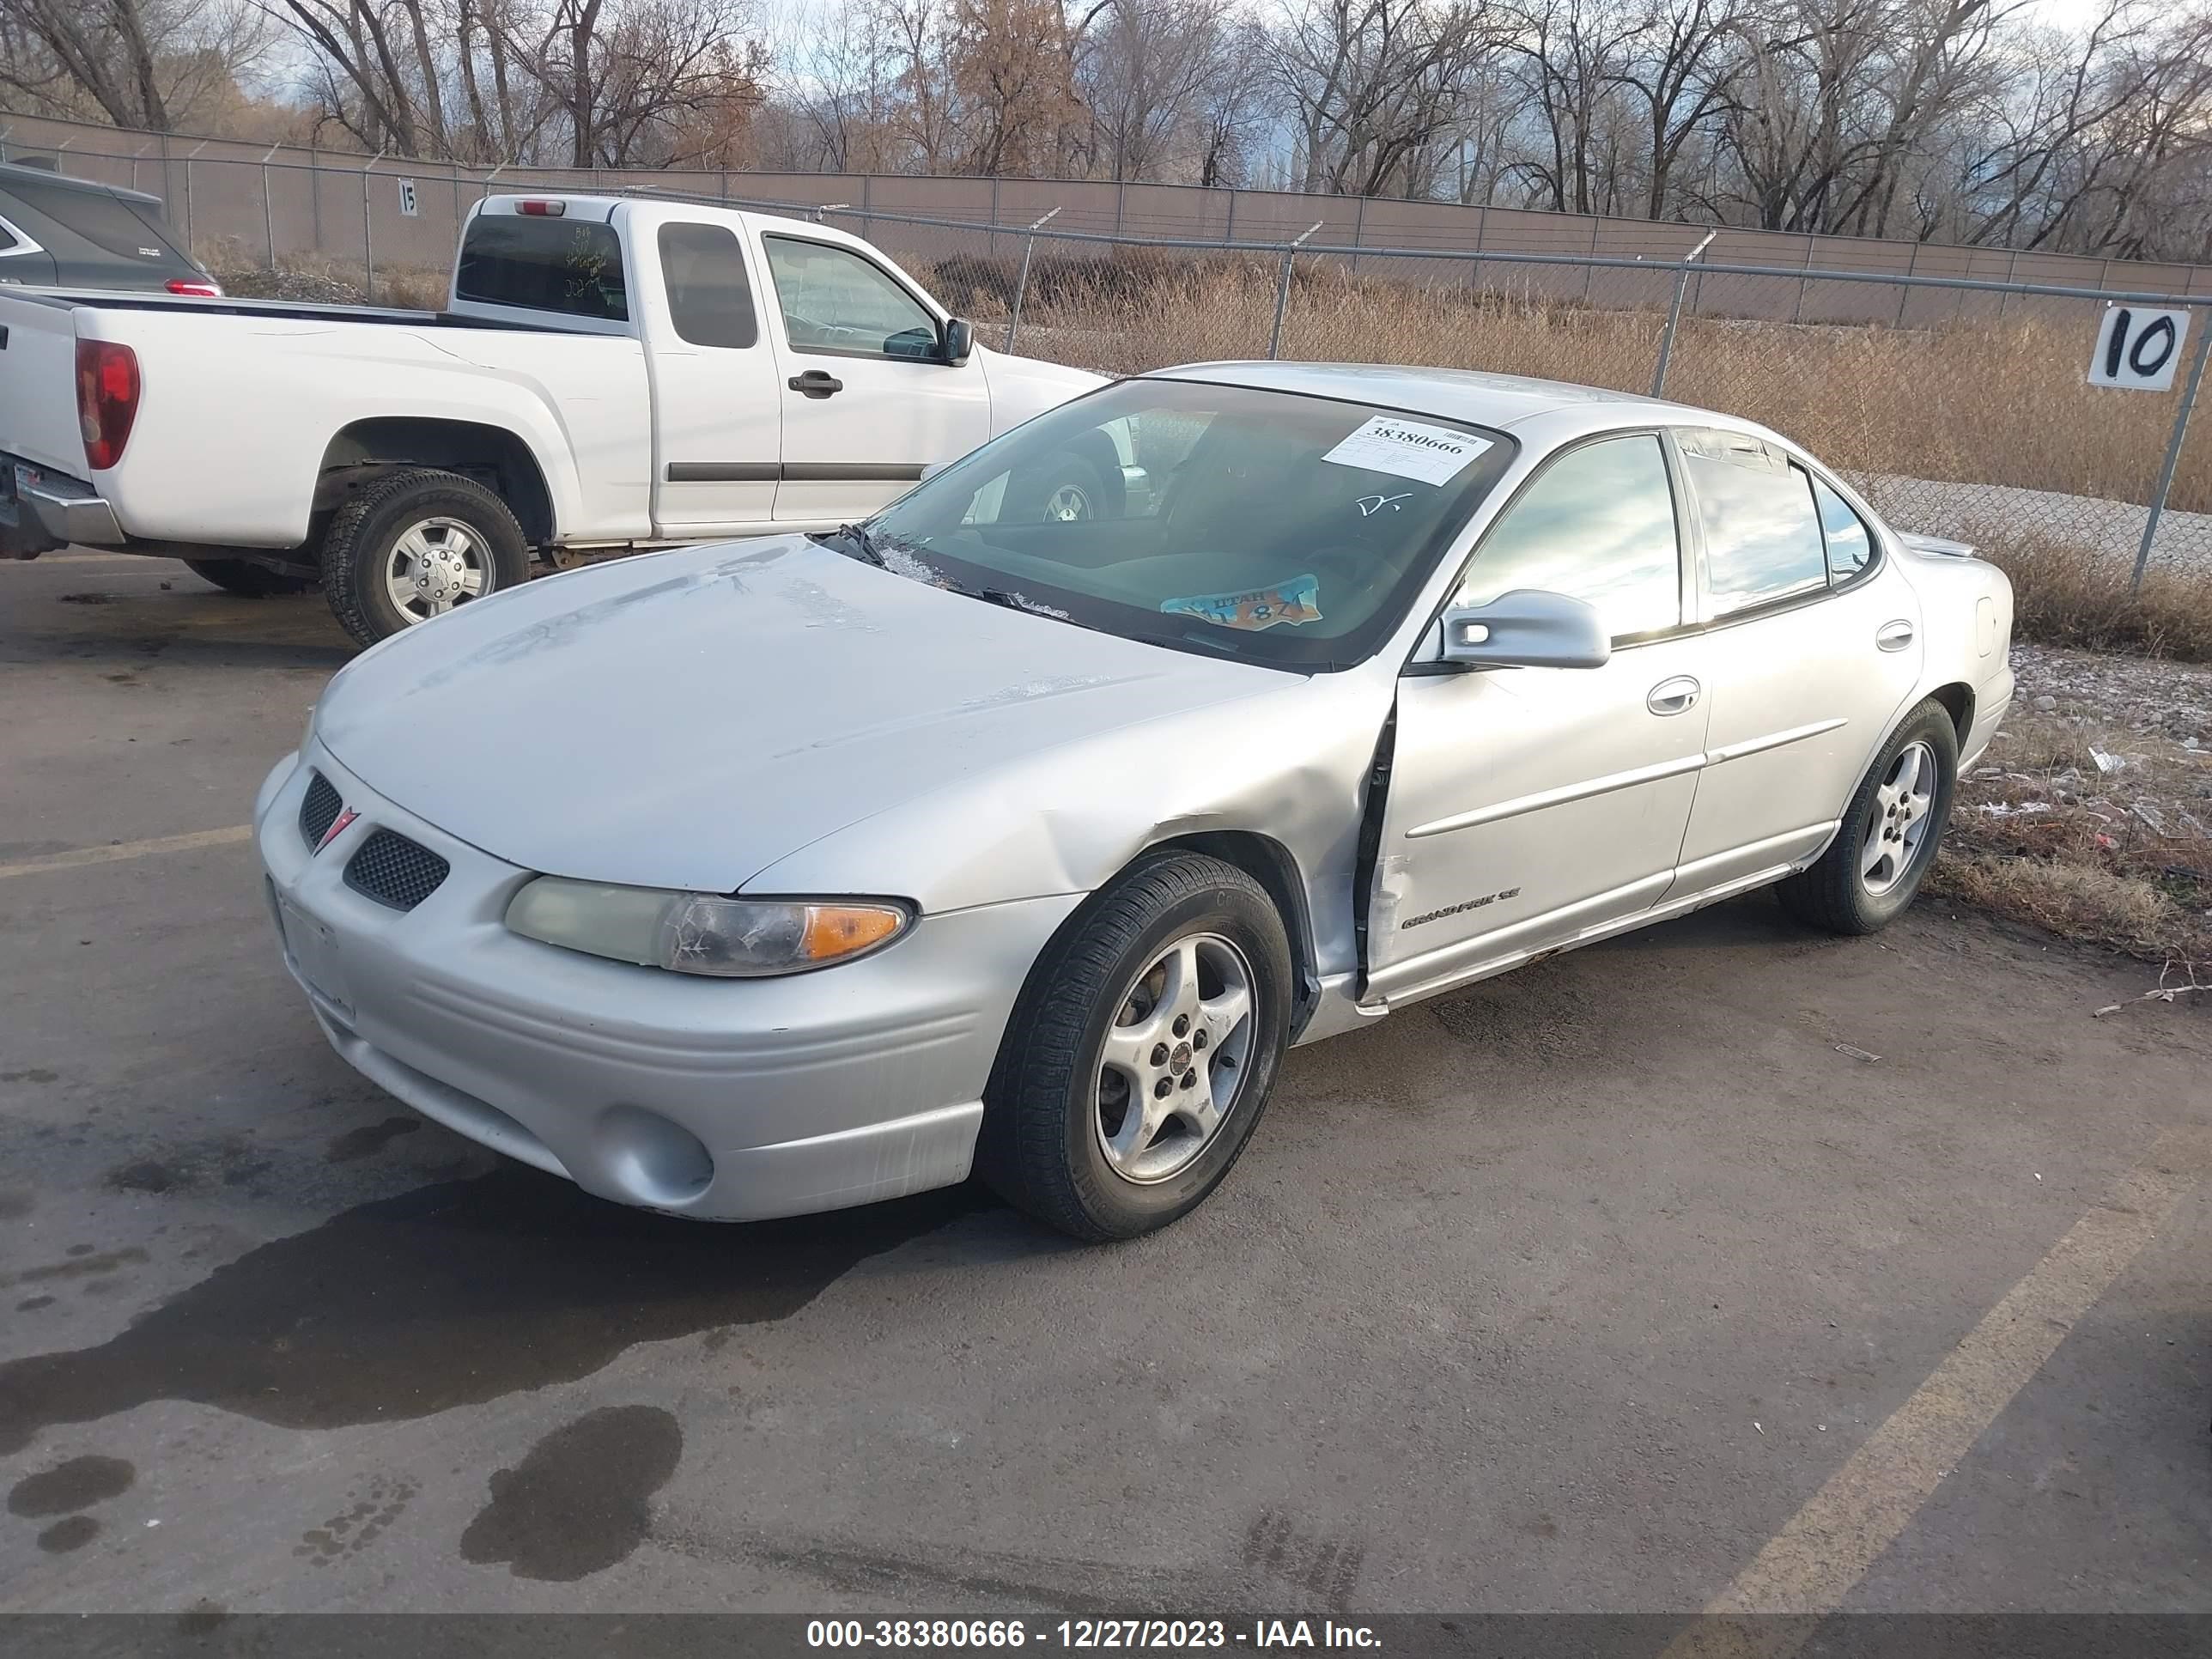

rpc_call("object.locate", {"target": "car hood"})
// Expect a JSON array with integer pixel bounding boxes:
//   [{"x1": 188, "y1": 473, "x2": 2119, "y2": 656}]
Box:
[{"x1": 315, "y1": 537, "x2": 1279, "y2": 893}]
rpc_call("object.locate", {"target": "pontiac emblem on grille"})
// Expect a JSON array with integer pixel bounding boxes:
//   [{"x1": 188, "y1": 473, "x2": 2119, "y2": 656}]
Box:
[{"x1": 317, "y1": 807, "x2": 358, "y2": 853}]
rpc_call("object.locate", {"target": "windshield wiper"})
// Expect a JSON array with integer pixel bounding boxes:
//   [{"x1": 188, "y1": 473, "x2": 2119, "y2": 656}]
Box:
[{"x1": 811, "y1": 522, "x2": 886, "y2": 567}]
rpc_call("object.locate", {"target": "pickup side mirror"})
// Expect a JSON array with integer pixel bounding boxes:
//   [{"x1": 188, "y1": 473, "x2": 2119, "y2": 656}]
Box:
[
  {"x1": 1438, "y1": 588, "x2": 1610, "y2": 670},
  {"x1": 939, "y1": 316, "x2": 975, "y2": 368}
]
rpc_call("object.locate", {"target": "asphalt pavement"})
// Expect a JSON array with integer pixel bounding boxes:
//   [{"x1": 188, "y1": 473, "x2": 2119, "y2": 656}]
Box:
[{"x1": 2, "y1": 551, "x2": 2207, "y2": 1620}]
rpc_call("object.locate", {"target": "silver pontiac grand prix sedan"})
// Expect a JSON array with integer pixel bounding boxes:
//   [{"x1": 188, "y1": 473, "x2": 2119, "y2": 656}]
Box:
[{"x1": 256, "y1": 363, "x2": 2014, "y2": 1240}]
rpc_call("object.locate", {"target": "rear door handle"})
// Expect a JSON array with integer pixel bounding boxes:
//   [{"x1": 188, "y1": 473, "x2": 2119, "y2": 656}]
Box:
[
  {"x1": 1876, "y1": 619, "x2": 1915, "y2": 652},
  {"x1": 1647, "y1": 675, "x2": 1700, "y2": 716},
  {"x1": 788, "y1": 370, "x2": 843, "y2": 399}
]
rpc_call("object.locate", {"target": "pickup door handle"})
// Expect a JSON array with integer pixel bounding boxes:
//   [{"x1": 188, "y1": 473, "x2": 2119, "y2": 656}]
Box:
[
  {"x1": 1647, "y1": 676, "x2": 1701, "y2": 716},
  {"x1": 788, "y1": 370, "x2": 843, "y2": 399},
  {"x1": 1876, "y1": 619, "x2": 1915, "y2": 652}
]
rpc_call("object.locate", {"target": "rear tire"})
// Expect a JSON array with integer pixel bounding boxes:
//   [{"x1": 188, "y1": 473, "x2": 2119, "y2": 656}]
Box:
[
  {"x1": 1005, "y1": 450, "x2": 1114, "y2": 523},
  {"x1": 320, "y1": 468, "x2": 531, "y2": 648},
  {"x1": 977, "y1": 853, "x2": 1292, "y2": 1241},
  {"x1": 1778, "y1": 698, "x2": 1959, "y2": 935},
  {"x1": 182, "y1": 557, "x2": 315, "y2": 598}
]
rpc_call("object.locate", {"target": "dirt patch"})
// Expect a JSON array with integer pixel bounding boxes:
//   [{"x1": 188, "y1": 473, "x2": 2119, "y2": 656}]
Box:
[{"x1": 1933, "y1": 642, "x2": 2212, "y2": 963}]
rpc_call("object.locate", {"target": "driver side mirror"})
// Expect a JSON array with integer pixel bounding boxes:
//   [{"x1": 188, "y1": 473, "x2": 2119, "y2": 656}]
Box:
[
  {"x1": 939, "y1": 316, "x2": 975, "y2": 368},
  {"x1": 1438, "y1": 589, "x2": 1610, "y2": 670}
]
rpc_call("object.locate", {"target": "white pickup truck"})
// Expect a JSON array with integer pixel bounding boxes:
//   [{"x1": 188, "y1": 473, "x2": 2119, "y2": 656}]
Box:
[{"x1": 0, "y1": 194, "x2": 1112, "y2": 643}]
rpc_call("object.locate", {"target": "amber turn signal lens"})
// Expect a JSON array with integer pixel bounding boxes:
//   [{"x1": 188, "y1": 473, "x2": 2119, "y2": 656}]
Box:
[{"x1": 801, "y1": 904, "x2": 905, "y2": 960}]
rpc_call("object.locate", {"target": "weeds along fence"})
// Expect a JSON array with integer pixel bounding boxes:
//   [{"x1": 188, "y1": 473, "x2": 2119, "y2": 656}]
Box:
[{"x1": 6, "y1": 122, "x2": 2210, "y2": 582}]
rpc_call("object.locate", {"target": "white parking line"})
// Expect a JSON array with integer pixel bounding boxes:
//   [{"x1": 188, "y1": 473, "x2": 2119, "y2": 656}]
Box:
[
  {"x1": 1665, "y1": 1124, "x2": 2212, "y2": 1656},
  {"x1": 0, "y1": 824, "x2": 253, "y2": 879}
]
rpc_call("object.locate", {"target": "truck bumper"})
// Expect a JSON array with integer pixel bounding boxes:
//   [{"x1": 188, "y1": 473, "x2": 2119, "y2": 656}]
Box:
[{"x1": 0, "y1": 455, "x2": 122, "y2": 556}]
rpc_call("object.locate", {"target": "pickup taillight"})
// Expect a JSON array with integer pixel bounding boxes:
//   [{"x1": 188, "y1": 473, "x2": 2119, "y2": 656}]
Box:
[
  {"x1": 76, "y1": 339, "x2": 141, "y2": 471},
  {"x1": 164, "y1": 277, "x2": 223, "y2": 297}
]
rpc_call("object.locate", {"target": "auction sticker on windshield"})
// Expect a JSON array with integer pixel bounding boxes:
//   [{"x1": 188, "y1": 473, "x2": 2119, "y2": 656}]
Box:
[{"x1": 1321, "y1": 416, "x2": 1492, "y2": 486}]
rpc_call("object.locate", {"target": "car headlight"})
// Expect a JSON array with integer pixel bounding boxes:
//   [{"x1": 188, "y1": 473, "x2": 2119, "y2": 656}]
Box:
[{"x1": 504, "y1": 877, "x2": 912, "y2": 976}]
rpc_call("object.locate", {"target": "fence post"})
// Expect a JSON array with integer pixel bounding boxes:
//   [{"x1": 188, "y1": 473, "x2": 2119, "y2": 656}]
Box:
[
  {"x1": 1651, "y1": 229, "x2": 1717, "y2": 398},
  {"x1": 1224, "y1": 190, "x2": 1237, "y2": 246},
  {"x1": 261, "y1": 146, "x2": 279, "y2": 267},
  {"x1": 361, "y1": 149, "x2": 386, "y2": 303},
  {"x1": 182, "y1": 142, "x2": 205, "y2": 251},
  {"x1": 1893, "y1": 242, "x2": 1917, "y2": 328},
  {"x1": 2131, "y1": 310, "x2": 2212, "y2": 591},
  {"x1": 1268, "y1": 222, "x2": 1325, "y2": 360},
  {"x1": 1005, "y1": 206, "x2": 1061, "y2": 353}
]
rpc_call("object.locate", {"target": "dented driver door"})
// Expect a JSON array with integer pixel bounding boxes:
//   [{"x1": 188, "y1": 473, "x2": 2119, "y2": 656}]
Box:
[{"x1": 1363, "y1": 431, "x2": 1711, "y2": 1008}]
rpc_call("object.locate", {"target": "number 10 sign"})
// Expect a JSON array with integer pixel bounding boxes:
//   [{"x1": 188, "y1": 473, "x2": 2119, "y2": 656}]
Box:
[{"x1": 2089, "y1": 305, "x2": 2190, "y2": 392}]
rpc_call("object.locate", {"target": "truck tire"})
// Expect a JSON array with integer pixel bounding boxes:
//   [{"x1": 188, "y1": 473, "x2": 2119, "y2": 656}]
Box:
[
  {"x1": 320, "y1": 469, "x2": 532, "y2": 648},
  {"x1": 182, "y1": 558, "x2": 316, "y2": 598},
  {"x1": 1006, "y1": 450, "x2": 1115, "y2": 523},
  {"x1": 975, "y1": 852, "x2": 1292, "y2": 1241}
]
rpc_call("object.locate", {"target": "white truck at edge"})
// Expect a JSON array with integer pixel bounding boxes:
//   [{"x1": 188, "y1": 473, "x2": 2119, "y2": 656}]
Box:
[{"x1": 0, "y1": 194, "x2": 1109, "y2": 644}]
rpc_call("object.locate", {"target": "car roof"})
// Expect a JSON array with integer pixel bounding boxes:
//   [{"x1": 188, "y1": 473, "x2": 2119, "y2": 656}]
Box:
[
  {"x1": 1146, "y1": 360, "x2": 1741, "y2": 439},
  {"x1": 0, "y1": 161, "x2": 164, "y2": 209}
]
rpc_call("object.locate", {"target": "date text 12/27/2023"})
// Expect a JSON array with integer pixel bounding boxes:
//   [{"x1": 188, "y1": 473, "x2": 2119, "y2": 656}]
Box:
[{"x1": 805, "y1": 1619, "x2": 1383, "y2": 1650}]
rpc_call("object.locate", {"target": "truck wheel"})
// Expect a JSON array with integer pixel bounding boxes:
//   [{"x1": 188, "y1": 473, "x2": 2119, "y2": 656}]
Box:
[
  {"x1": 1006, "y1": 450, "x2": 1114, "y2": 523},
  {"x1": 976, "y1": 852, "x2": 1292, "y2": 1242},
  {"x1": 321, "y1": 469, "x2": 531, "y2": 647},
  {"x1": 181, "y1": 558, "x2": 317, "y2": 598}
]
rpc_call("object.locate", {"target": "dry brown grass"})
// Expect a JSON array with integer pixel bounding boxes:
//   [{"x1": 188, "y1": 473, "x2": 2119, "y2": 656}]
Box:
[
  {"x1": 198, "y1": 238, "x2": 447, "y2": 309},
  {"x1": 994, "y1": 258, "x2": 2212, "y2": 513},
  {"x1": 1929, "y1": 691, "x2": 2212, "y2": 963},
  {"x1": 1960, "y1": 527, "x2": 2212, "y2": 662}
]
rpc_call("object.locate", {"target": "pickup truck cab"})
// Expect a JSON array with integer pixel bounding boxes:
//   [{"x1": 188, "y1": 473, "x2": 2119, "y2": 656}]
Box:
[{"x1": 0, "y1": 194, "x2": 1109, "y2": 643}]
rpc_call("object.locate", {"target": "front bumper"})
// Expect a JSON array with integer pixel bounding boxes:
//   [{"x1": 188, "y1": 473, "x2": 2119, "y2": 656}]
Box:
[
  {"x1": 0, "y1": 456, "x2": 123, "y2": 556},
  {"x1": 254, "y1": 742, "x2": 1080, "y2": 1221}
]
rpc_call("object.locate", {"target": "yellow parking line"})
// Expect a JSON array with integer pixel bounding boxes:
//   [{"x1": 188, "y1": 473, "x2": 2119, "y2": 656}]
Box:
[
  {"x1": 1667, "y1": 1124, "x2": 2212, "y2": 1657},
  {"x1": 0, "y1": 824, "x2": 253, "y2": 879}
]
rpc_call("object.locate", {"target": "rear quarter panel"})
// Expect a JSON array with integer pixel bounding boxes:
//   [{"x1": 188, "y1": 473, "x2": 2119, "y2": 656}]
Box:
[
  {"x1": 82, "y1": 307, "x2": 652, "y2": 547},
  {"x1": 1893, "y1": 542, "x2": 2015, "y2": 763}
]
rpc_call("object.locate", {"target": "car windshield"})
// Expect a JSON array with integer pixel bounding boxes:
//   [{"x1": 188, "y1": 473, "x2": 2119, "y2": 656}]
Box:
[{"x1": 854, "y1": 378, "x2": 1515, "y2": 671}]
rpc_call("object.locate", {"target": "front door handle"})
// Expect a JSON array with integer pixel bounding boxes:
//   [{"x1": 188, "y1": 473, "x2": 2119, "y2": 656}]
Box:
[
  {"x1": 1876, "y1": 618, "x2": 1915, "y2": 653},
  {"x1": 1647, "y1": 675, "x2": 1701, "y2": 716},
  {"x1": 788, "y1": 370, "x2": 843, "y2": 399}
]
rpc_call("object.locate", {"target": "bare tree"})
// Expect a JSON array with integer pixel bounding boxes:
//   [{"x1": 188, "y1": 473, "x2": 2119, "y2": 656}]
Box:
[
  {"x1": 0, "y1": 0, "x2": 271, "y2": 130},
  {"x1": 1078, "y1": 0, "x2": 1231, "y2": 181},
  {"x1": 1261, "y1": 0, "x2": 1510, "y2": 197}
]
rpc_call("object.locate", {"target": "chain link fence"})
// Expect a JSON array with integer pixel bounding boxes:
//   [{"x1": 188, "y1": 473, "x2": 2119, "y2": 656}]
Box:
[{"x1": 5, "y1": 120, "x2": 2209, "y2": 580}]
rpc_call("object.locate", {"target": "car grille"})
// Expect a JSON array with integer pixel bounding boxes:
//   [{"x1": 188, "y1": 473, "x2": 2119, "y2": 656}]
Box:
[
  {"x1": 343, "y1": 830, "x2": 451, "y2": 912},
  {"x1": 299, "y1": 770, "x2": 343, "y2": 848}
]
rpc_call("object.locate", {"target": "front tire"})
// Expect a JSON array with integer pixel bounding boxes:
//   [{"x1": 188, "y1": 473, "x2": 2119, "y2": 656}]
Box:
[
  {"x1": 320, "y1": 468, "x2": 531, "y2": 648},
  {"x1": 978, "y1": 853, "x2": 1293, "y2": 1241},
  {"x1": 182, "y1": 557, "x2": 315, "y2": 598},
  {"x1": 1778, "y1": 698, "x2": 1959, "y2": 935}
]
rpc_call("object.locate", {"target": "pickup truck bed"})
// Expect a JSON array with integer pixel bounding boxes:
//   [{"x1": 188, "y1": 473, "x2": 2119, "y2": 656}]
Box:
[{"x1": 1, "y1": 194, "x2": 1103, "y2": 644}]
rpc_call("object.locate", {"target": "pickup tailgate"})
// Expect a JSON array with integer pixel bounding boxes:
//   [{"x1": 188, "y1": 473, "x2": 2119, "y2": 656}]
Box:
[{"x1": 0, "y1": 292, "x2": 91, "y2": 477}]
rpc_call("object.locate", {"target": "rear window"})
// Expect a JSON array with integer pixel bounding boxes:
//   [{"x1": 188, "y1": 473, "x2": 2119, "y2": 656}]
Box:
[
  {"x1": 457, "y1": 216, "x2": 628, "y2": 321},
  {"x1": 2, "y1": 179, "x2": 173, "y2": 260}
]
